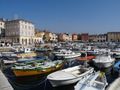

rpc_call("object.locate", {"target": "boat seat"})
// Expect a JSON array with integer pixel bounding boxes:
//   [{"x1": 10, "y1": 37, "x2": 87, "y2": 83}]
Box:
[
  {"x1": 71, "y1": 70, "x2": 81, "y2": 75},
  {"x1": 94, "y1": 81, "x2": 104, "y2": 85}
]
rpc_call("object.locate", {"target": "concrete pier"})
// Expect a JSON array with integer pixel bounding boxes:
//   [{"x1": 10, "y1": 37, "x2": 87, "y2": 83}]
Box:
[
  {"x1": 0, "y1": 70, "x2": 13, "y2": 90},
  {"x1": 107, "y1": 77, "x2": 120, "y2": 90}
]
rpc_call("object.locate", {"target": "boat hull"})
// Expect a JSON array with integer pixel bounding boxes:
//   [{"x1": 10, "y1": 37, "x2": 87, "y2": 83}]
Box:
[
  {"x1": 94, "y1": 61, "x2": 114, "y2": 68},
  {"x1": 55, "y1": 54, "x2": 81, "y2": 59},
  {"x1": 12, "y1": 63, "x2": 63, "y2": 77},
  {"x1": 17, "y1": 52, "x2": 37, "y2": 58},
  {"x1": 47, "y1": 66, "x2": 94, "y2": 87},
  {"x1": 49, "y1": 77, "x2": 83, "y2": 87}
]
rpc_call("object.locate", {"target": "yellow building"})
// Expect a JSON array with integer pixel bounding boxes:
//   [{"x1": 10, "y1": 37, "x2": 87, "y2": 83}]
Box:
[
  {"x1": 43, "y1": 31, "x2": 58, "y2": 42},
  {"x1": 34, "y1": 31, "x2": 44, "y2": 44}
]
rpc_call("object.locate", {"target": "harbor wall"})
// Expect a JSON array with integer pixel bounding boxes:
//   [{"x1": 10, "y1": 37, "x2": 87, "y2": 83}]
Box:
[{"x1": 0, "y1": 70, "x2": 13, "y2": 90}]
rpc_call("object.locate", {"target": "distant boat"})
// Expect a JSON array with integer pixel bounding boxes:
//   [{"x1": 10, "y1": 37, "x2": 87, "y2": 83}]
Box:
[
  {"x1": 53, "y1": 49, "x2": 67, "y2": 54},
  {"x1": 11, "y1": 60, "x2": 63, "y2": 77},
  {"x1": 47, "y1": 65, "x2": 94, "y2": 87},
  {"x1": 76, "y1": 55, "x2": 96, "y2": 61},
  {"x1": 111, "y1": 48, "x2": 120, "y2": 59},
  {"x1": 17, "y1": 52, "x2": 37, "y2": 58},
  {"x1": 35, "y1": 47, "x2": 52, "y2": 52},
  {"x1": 74, "y1": 71, "x2": 108, "y2": 90},
  {"x1": 93, "y1": 55, "x2": 115, "y2": 68},
  {"x1": 3, "y1": 59, "x2": 16, "y2": 65},
  {"x1": 54, "y1": 49, "x2": 81, "y2": 59}
]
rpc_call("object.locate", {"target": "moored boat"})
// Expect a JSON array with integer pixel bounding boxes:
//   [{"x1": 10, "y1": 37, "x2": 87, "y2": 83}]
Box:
[
  {"x1": 17, "y1": 52, "x2": 38, "y2": 58},
  {"x1": 74, "y1": 71, "x2": 108, "y2": 90},
  {"x1": 35, "y1": 47, "x2": 52, "y2": 52},
  {"x1": 47, "y1": 65, "x2": 94, "y2": 87},
  {"x1": 3, "y1": 59, "x2": 16, "y2": 65},
  {"x1": 93, "y1": 55, "x2": 115, "y2": 68},
  {"x1": 76, "y1": 55, "x2": 96, "y2": 61},
  {"x1": 54, "y1": 49, "x2": 81, "y2": 59},
  {"x1": 11, "y1": 60, "x2": 64, "y2": 77}
]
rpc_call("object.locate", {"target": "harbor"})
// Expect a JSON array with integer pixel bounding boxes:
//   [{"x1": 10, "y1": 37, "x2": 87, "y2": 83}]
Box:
[
  {"x1": 1, "y1": 1, "x2": 120, "y2": 89},
  {"x1": 0, "y1": 42, "x2": 120, "y2": 90}
]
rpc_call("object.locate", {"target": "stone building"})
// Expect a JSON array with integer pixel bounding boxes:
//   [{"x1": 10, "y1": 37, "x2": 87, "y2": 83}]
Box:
[
  {"x1": 89, "y1": 34, "x2": 107, "y2": 42},
  {"x1": 107, "y1": 32, "x2": 120, "y2": 42},
  {"x1": 96, "y1": 34, "x2": 107, "y2": 42},
  {"x1": 5, "y1": 19, "x2": 35, "y2": 45}
]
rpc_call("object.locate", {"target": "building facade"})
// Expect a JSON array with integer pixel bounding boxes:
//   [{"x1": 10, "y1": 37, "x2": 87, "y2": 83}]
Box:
[
  {"x1": 81, "y1": 33, "x2": 89, "y2": 42},
  {"x1": 35, "y1": 30, "x2": 44, "y2": 43},
  {"x1": 0, "y1": 18, "x2": 5, "y2": 38},
  {"x1": 5, "y1": 19, "x2": 35, "y2": 45},
  {"x1": 89, "y1": 35, "x2": 97, "y2": 42},
  {"x1": 51, "y1": 33, "x2": 58, "y2": 42},
  {"x1": 72, "y1": 34, "x2": 78, "y2": 41},
  {"x1": 96, "y1": 34, "x2": 107, "y2": 42},
  {"x1": 58, "y1": 33, "x2": 72, "y2": 42},
  {"x1": 107, "y1": 32, "x2": 120, "y2": 42},
  {"x1": 89, "y1": 34, "x2": 107, "y2": 42}
]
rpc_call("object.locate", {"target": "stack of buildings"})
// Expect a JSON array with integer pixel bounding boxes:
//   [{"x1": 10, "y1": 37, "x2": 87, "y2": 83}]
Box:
[{"x1": 0, "y1": 17, "x2": 120, "y2": 47}]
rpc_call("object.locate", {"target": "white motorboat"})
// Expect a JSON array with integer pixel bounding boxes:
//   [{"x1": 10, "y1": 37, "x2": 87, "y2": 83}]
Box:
[
  {"x1": 74, "y1": 71, "x2": 108, "y2": 90},
  {"x1": 55, "y1": 50, "x2": 81, "y2": 59},
  {"x1": 3, "y1": 59, "x2": 16, "y2": 65},
  {"x1": 93, "y1": 55, "x2": 115, "y2": 68},
  {"x1": 53, "y1": 49, "x2": 67, "y2": 54},
  {"x1": 111, "y1": 48, "x2": 120, "y2": 59},
  {"x1": 47, "y1": 65, "x2": 94, "y2": 87}
]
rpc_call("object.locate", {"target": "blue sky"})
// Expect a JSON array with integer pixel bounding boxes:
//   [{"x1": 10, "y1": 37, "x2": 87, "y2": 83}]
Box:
[{"x1": 1, "y1": 0, "x2": 120, "y2": 34}]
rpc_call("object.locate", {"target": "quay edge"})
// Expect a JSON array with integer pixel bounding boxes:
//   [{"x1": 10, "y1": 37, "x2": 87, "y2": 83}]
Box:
[{"x1": 0, "y1": 70, "x2": 13, "y2": 90}]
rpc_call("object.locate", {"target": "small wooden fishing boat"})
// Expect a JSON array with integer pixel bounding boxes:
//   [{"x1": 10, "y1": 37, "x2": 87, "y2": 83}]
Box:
[{"x1": 11, "y1": 60, "x2": 63, "y2": 77}]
